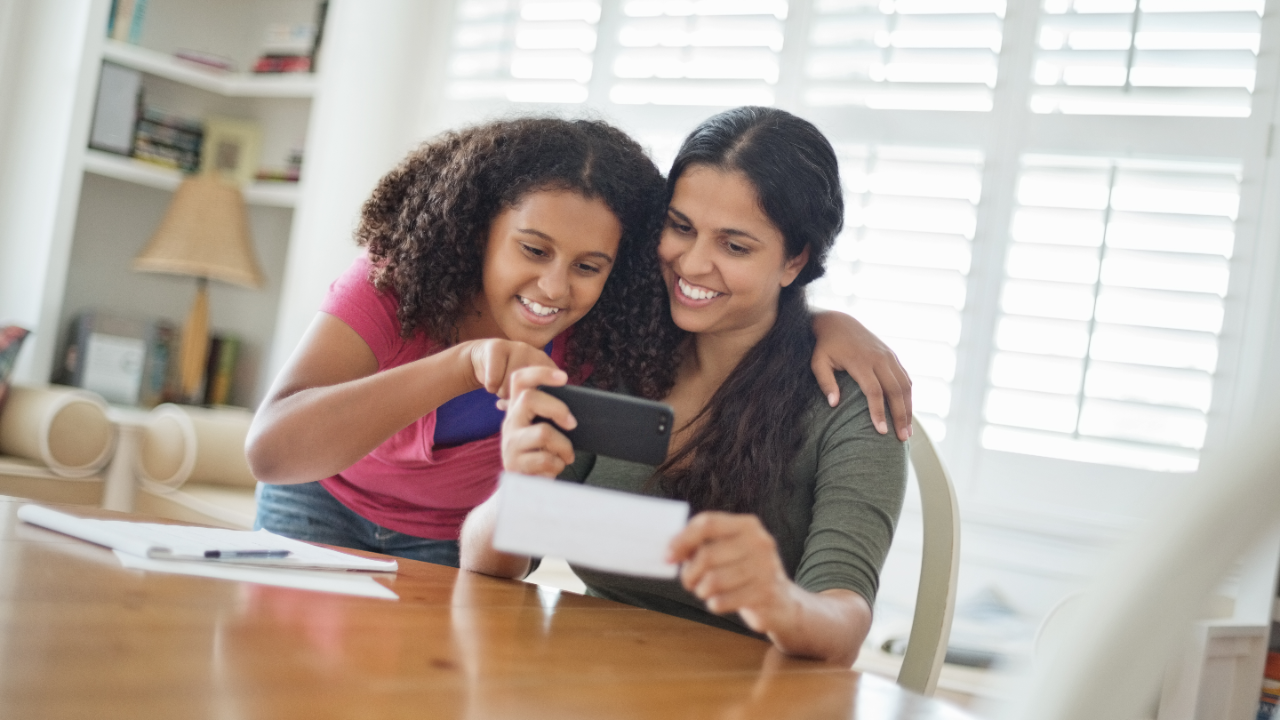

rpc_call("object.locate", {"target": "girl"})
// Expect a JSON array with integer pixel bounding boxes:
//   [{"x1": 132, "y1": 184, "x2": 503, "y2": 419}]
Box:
[
  {"x1": 248, "y1": 116, "x2": 908, "y2": 569},
  {"x1": 462, "y1": 108, "x2": 906, "y2": 666}
]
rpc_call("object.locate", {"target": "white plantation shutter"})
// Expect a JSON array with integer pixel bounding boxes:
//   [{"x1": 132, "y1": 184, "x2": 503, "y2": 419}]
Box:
[
  {"x1": 804, "y1": 0, "x2": 1007, "y2": 111},
  {"x1": 982, "y1": 155, "x2": 1240, "y2": 471},
  {"x1": 609, "y1": 0, "x2": 789, "y2": 106},
  {"x1": 1032, "y1": 0, "x2": 1265, "y2": 117},
  {"x1": 434, "y1": 0, "x2": 1276, "y2": 501},
  {"x1": 448, "y1": 0, "x2": 602, "y2": 103},
  {"x1": 809, "y1": 147, "x2": 985, "y2": 441}
]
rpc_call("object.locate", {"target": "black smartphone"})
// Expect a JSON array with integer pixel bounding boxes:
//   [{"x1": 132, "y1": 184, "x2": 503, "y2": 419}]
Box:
[{"x1": 535, "y1": 385, "x2": 674, "y2": 466}]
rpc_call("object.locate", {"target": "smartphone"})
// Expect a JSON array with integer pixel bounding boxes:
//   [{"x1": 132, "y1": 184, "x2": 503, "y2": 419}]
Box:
[{"x1": 535, "y1": 385, "x2": 674, "y2": 466}]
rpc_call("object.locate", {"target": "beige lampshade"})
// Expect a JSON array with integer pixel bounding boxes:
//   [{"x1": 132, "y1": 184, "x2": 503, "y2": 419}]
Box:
[{"x1": 133, "y1": 174, "x2": 264, "y2": 288}]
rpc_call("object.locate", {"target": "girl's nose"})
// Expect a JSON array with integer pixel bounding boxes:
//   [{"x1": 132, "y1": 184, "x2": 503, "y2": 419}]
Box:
[{"x1": 538, "y1": 265, "x2": 569, "y2": 300}]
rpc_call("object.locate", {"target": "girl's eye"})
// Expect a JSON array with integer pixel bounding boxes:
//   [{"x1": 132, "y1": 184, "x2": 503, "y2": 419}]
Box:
[
  {"x1": 521, "y1": 243, "x2": 549, "y2": 258},
  {"x1": 575, "y1": 262, "x2": 603, "y2": 275}
]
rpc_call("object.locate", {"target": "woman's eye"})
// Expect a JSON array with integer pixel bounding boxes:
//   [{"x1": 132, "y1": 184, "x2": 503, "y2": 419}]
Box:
[
  {"x1": 725, "y1": 241, "x2": 750, "y2": 256},
  {"x1": 521, "y1": 243, "x2": 549, "y2": 258},
  {"x1": 666, "y1": 217, "x2": 693, "y2": 234},
  {"x1": 575, "y1": 263, "x2": 603, "y2": 275}
]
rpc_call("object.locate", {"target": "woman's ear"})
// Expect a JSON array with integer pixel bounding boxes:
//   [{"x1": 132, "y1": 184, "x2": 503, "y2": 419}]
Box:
[{"x1": 780, "y1": 245, "x2": 811, "y2": 288}]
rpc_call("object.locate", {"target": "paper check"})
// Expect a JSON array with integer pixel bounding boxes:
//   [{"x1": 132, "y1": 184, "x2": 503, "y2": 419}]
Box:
[{"x1": 493, "y1": 472, "x2": 690, "y2": 579}]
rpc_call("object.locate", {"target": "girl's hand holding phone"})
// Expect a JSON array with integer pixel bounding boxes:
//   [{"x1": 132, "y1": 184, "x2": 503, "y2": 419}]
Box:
[{"x1": 499, "y1": 366, "x2": 575, "y2": 477}]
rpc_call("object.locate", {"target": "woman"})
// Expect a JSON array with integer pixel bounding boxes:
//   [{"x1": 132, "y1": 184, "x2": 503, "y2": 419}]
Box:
[
  {"x1": 247, "y1": 116, "x2": 909, "y2": 569},
  {"x1": 461, "y1": 107, "x2": 907, "y2": 665}
]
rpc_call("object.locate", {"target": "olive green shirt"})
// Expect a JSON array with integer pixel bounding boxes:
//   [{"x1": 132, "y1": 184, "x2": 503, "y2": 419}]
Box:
[{"x1": 557, "y1": 373, "x2": 907, "y2": 638}]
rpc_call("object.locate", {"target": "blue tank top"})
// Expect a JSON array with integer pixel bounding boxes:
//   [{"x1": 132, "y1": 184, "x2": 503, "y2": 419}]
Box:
[{"x1": 433, "y1": 341, "x2": 554, "y2": 446}]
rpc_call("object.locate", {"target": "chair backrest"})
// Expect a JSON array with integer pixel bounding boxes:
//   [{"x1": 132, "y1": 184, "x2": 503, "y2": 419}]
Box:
[{"x1": 897, "y1": 417, "x2": 961, "y2": 696}]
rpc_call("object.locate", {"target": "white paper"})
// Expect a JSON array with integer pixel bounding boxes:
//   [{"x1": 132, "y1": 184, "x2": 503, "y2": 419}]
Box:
[
  {"x1": 114, "y1": 551, "x2": 399, "y2": 600},
  {"x1": 492, "y1": 472, "x2": 689, "y2": 579},
  {"x1": 18, "y1": 505, "x2": 397, "y2": 572}
]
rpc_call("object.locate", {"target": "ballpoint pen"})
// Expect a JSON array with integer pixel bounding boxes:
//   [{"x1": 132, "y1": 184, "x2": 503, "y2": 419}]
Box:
[{"x1": 203, "y1": 550, "x2": 292, "y2": 559}]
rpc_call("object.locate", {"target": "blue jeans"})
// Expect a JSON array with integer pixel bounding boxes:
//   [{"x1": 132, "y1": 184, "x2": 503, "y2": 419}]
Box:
[{"x1": 254, "y1": 481, "x2": 460, "y2": 567}]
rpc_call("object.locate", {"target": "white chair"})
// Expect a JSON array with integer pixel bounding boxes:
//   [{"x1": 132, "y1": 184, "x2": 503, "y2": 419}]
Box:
[
  {"x1": 1000, "y1": 405, "x2": 1280, "y2": 720},
  {"x1": 896, "y1": 417, "x2": 961, "y2": 696}
]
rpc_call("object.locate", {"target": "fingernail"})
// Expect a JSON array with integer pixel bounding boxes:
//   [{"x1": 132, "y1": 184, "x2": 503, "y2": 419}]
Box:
[
  {"x1": 876, "y1": 420, "x2": 888, "y2": 434},
  {"x1": 554, "y1": 370, "x2": 567, "y2": 381},
  {"x1": 827, "y1": 393, "x2": 838, "y2": 407}
]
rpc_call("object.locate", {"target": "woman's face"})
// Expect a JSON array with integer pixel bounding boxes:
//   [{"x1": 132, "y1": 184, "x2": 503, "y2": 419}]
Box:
[
  {"x1": 658, "y1": 165, "x2": 809, "y2": 339},
  {"x1": 467, "y1": 189, "x2": 622, "y2": 347}
]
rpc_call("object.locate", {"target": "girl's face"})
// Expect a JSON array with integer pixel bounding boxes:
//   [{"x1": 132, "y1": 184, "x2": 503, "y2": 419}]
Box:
[
  {"x1": 658, "y1": 165, "x2": 809, "y2": 339},
  {"x1": 465, "y1": 189, "x2": 622, "y2": 347}
]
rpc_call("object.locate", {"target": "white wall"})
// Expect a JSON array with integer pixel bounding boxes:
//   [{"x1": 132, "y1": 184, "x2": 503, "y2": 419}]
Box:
[
  {"x1": 0, "y1": 0, "x2": 108, "y2": 385},
  {"x1": 265, "y1": 0, "x2": 455, "y2": 395}
]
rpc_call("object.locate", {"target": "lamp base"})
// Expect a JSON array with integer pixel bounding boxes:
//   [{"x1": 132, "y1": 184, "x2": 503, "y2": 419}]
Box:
[{"x1": 176, "y1": 277, "x2": 210, "y2": 403}]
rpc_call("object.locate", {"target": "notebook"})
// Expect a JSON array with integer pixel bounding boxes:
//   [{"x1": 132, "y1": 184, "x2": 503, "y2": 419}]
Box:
[{"x1": 18, "y1": 504, "x2": 397, "y2": 572}]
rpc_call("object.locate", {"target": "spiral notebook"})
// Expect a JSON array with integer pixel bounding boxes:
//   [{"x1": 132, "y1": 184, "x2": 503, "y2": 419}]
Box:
[{"x1": 18, "y1": 504, "x2": 397, "y2": 572}]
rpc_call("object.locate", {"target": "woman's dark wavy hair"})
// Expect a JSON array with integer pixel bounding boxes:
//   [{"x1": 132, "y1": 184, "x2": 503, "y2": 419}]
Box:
[
  {"x1": 656, "y1": 106, "x2": 843, "y2": 521},
  {"x1": 356, "y1": 117, "x2": 681, "y2": 399}
]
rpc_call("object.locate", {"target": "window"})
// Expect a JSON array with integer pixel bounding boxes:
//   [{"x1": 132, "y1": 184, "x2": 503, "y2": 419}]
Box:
[
  {"x1": 437, "y1": 0, "x2": 1275, "y2": 503},
  {"x1": 804, "y1": 0, "x2": 1007, "y2": 111},
  {"x1": 448, "y1": 0, "x2": 602, "y2": 103},
  {"x1": 1032, "y1": 0, "x2": 1265, "y2": 117},
  {"x1": 810, "y1": 146, "x2": 985, "y2": 441},
  {"x1": 984, "y1": 156, "x2": 1239, "y2": 471}
]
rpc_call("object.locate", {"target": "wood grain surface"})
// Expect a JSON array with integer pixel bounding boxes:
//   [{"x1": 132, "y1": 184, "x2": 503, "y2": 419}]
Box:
[{"x1": 0, "y1": 497, "x2": 973, "y2": 720}]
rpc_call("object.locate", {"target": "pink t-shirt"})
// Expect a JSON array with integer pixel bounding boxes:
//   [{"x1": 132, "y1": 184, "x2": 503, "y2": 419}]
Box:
[{"x1": 318, "y1": 255, "x2": 567, "y2": 540}]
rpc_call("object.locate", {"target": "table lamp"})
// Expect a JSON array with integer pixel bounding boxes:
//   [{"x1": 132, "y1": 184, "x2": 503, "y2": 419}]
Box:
[{"x1": 133, "y1": 174, "x2": 263, "y2": 404}]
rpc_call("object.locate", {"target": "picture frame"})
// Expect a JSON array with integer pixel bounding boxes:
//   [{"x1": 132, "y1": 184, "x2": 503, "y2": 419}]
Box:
[{"x1": 200, "y1": 116, "x2": 262, "y2": 186}]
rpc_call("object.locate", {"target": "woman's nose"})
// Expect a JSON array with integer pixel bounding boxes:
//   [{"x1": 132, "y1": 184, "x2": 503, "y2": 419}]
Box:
[{"x1": 680, "y1": 236, "x2": 715, "y2": 277}]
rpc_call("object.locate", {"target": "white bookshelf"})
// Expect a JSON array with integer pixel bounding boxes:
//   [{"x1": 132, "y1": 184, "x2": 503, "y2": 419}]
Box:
[
  {"x1": 83, "y1": 149, "x2": 298, "y2": 208},
  {"x1": 101, "y1": 39, "x2": 315, "y2": 98},
  {"x1": 28, "y1": 0, "x2": 323, "y2": 409}
]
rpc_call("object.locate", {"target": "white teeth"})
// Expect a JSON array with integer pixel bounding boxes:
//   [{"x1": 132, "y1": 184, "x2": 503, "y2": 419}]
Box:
[
  {"x1": 678, "y1": 277, "x2": 722, "y2": 301},
  {"x1": 519, "y1": 296, "x2": 561, "y2": 317}
]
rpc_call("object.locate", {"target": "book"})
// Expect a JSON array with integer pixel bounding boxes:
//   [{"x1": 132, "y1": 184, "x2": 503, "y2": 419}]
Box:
[
  {"x1": 202, "y1": 334, "x2": 239, "y2": 406},
  {"x1": 89, "y1": 62, "x2": 142, "y2": 156},
  {"x1": 18, "y1": 504, "x2": 397, "y2": 571},
  {"x1": 0, "y1": 326, "x2": 30, "y2": 415},
  {"x1": 132, "y1": 107, "x2": 203, "y2": 173},
  {"x1": 108, "y1": 0, "x2": 147, "y2": 44},
  {"x1": 138, "y1": 320, "x2": 176, "y2": 408}
]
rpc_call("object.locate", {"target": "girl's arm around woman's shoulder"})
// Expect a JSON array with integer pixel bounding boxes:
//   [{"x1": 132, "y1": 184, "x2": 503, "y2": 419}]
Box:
[{"x1": 810, "y1": 310, "x2": 914, "y2": 442}]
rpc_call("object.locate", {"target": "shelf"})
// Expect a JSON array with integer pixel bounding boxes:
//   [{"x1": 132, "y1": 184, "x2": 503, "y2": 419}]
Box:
[
  {"x1": 83, "y1": 149, "x2": 299, "y2": 208},
  {"x1": 101, "y1": 39, "x2": 316, "y2": 98}
]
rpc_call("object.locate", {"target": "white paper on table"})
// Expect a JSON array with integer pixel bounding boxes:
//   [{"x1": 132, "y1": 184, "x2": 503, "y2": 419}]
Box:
[
  {"x1": 19, "y1": 504, "x2": 397, "y2": 572},
  {"x1": 114, "y1": 551, "x2": 399, "y2": 600},
  {"x1": 492, "y1": 471, "x2": 689, "y2": 579}
]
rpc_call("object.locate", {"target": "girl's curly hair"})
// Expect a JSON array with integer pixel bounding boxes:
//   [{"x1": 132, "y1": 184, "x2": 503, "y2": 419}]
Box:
[{"x1": 356, "y1": 117, "x2": 681, "y2": 399}]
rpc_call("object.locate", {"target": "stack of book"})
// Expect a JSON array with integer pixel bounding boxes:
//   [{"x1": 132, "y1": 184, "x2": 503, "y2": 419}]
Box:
[
  {"x1": 132, "y1": 108, "x2": 203, "y2": 173},
  {"x1": 59, "y1": 312, "x2": 242, "y2": 408}
]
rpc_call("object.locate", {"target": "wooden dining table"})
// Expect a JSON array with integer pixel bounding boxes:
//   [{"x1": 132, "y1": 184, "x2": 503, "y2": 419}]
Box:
[{"x1": 0, "y1": 496, "x2": 975, "y2": 720}]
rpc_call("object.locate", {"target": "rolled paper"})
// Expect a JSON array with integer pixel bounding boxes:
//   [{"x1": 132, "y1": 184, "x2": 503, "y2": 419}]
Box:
[
  {"x1": 0, "y1": 385, "x2": 115, "y2": 477},
  {"x1": 138, "y1": 404, "x2": 257, "y2": 489}
]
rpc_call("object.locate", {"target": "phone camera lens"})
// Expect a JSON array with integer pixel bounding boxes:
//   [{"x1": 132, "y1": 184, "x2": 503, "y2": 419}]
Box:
[{"x1": 657, "y1": 420, "x2": 667, "y2": 433}]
